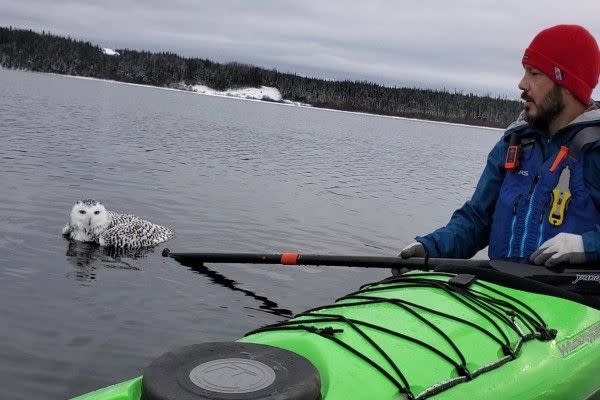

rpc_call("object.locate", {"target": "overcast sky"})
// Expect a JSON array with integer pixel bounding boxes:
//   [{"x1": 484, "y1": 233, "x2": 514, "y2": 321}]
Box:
[{"x1": 1, "y1": 0, "x2": 599, "y2": 100}]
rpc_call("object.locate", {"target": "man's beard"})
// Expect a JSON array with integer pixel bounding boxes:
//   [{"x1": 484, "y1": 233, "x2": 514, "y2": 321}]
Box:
[{"x1": 523, "y1": 85, "x2": 564, "y2": 132}]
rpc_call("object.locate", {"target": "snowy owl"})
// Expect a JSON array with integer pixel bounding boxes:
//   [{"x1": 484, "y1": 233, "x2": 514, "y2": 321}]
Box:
[{"x1": 62, "y1": 199, "x2": 174, "y2": 248}]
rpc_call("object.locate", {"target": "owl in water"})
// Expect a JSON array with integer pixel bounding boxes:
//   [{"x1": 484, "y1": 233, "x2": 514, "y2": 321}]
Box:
[{"x1": 62, "y1": 199, "x2": 174, "y2": 248}]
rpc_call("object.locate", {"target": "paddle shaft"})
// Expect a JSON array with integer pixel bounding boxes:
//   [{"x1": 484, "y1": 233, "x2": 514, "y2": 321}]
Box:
[{"x1": 162, "y1": 249, "x2": 491, "y2": 269}]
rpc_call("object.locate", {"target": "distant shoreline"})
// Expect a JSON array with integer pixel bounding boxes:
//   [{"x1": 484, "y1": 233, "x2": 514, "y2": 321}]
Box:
[
  {"x1": 3, "y1": 67, "x2": 502, "y2": 132},
  {"x1": 0, "y1": 27, "x2": 522, "y2": 128}
]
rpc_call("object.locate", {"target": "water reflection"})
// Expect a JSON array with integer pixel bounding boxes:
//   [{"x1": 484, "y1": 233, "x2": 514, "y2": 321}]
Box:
[
  {"x1": 175, "y1": 258, "x2": 293, "y2": 318},
  {"x1": 64, "y1": 240, "x2": 148, "y2": 282}
]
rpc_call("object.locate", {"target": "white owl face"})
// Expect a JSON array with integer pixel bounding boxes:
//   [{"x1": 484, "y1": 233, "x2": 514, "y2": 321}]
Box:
[{"x1": 69, "y1": 200, "x2": 109, "y2": 230}]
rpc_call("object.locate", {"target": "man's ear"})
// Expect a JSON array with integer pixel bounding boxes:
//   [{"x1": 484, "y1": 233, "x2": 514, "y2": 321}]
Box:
[
  {"x1": 562, "y1": 87, "x2": 588, "y2": 107},
  {"x1": 562, "y1": 87, "x2": 573, "y2": 99}
]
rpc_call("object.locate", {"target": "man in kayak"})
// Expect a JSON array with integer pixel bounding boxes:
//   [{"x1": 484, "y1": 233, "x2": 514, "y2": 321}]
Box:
[{"x1": 400, "y1": 24, "x2": 600, "y2": 268}]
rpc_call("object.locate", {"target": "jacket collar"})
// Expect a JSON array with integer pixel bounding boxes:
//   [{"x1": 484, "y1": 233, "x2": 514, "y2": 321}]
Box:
[
  {"x1": 568, "y1": 102, "x2": 600, "y2": 126},
  {"x1": 503, "y1": 102, "x2": 600, "y2": 139}
]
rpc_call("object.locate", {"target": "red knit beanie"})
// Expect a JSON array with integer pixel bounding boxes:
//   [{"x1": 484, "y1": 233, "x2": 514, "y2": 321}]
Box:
[{"x1": 522, "y1": 24, "x2": 600, "y2": 105}]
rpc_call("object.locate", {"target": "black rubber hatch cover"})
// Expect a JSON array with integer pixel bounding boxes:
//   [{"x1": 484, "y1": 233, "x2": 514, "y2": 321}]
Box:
[{"x1": 141, "y1": 342, "x2": 321, "y2": 400}]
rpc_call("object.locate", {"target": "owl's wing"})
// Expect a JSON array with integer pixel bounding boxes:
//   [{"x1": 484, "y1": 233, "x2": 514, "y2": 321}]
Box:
[
  {"x1": 98, "y1": 220, "x2": 174, "y2": 248},
  {"x1": 107, "y1": 211, "x2": 144, "y2": 228}
]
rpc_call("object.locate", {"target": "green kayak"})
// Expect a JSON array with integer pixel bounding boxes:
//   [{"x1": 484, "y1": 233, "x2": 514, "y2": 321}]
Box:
[{"x1": 71, "y1": 262, "x2": 600, "y2": 400}]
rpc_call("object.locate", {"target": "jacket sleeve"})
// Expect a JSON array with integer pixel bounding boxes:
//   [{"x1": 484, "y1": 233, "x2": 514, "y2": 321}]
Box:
[
  {"x1": 415, "y1": 138, "x2": 507, "y2": 258},
  {"x1": 581, "y1": 145, "x2": 600, "y2": 263}
]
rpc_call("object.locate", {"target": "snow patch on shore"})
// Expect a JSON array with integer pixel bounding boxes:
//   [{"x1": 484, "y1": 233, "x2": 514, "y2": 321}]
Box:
[
  {"x1": 184, "y1": 84, "x2": 309, "y2": 106},
  {"x1": 191, "y1": 84, "x2": 283, "y2": 102},
  {"x1": 101, "y1": 48, "x2": 119, "y2": 56}
]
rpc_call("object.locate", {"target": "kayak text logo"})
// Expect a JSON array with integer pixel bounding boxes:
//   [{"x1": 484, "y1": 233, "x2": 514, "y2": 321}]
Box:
[
  {"x1": 557, "y1": 321, "x2": 600, "y2": 357},
  {"x1": 572, "y1": 274, "x2": 600, "y2": 285}
]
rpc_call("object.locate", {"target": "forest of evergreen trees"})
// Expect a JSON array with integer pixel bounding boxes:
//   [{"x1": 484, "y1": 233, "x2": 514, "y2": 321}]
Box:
[{"x1": 0, "y1": 27, "x2": 522, "y2": 127}]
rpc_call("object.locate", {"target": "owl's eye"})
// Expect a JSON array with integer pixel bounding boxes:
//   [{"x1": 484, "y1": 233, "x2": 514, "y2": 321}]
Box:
[
  {"x1": 94, "y1": 210, "x2": 100, "y2": 215},
  {"x1": 79, "y1": 210, "x2": 86, "y2": 214}
]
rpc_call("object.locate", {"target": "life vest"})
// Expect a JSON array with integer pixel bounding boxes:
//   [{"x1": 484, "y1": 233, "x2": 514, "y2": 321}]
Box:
[{"x1": 489, "y1": 126, "x2": 600, "y2": 261}]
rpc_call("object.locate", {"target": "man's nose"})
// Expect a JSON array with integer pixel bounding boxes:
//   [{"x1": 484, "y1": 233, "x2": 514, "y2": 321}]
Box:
[{"x1": 518, "y1": 74, "x2": 528, "y2": 92}]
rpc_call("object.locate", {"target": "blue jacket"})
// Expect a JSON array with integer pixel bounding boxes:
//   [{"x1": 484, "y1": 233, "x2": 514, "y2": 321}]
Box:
[{"x1": 416, "y1": 104, "x2": 600, "y2": 262}]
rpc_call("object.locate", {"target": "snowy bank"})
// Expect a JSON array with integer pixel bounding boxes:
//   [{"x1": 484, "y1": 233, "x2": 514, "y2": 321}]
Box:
[
  {"x1": 177, "y1": 83, "x2": 309, "y2": 106},
  {"x1": 191, "y1": 84, "x2": 283, "y2": 102},
  {"x1": 101, "y1": 48, "x2": 119, "y2": 56}
]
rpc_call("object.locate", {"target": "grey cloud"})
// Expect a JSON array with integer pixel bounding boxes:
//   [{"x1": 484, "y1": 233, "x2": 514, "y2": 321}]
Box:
[{"x1": 1, "y1": 0, "x2": 599, "y2": 100}]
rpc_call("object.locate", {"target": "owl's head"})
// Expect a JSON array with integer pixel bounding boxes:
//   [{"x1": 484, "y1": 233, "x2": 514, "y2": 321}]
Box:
[{"x1": 69, "y1": 199, "x2": 109, "y2": 231}]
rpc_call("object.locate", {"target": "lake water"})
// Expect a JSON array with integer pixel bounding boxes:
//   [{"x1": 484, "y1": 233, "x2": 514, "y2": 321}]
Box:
[{"x1": 0, "y1": 68, "x2": 500, "y2": 399}]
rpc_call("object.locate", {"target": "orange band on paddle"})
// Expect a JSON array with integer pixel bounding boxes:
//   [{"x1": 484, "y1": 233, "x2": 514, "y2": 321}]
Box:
[
  {"x1": 549, "y1": 146, "x2": 569, "y2": 172},
  {"x1": 281, "y1": 252, "x2": 299, "y2": 265}
]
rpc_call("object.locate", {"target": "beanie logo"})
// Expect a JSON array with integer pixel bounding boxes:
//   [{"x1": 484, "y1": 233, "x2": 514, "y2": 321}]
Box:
[{"x1": 554, "y1": 66, "x2": 563, "y2": 81}]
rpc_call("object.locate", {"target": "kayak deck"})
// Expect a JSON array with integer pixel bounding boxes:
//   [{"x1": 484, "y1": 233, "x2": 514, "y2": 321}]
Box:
[{"x1": 71, "y1": 268, "x2": 600, "y2": 400}]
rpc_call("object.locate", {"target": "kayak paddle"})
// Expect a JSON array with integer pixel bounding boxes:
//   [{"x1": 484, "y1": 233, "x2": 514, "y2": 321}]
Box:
[{"x1": 161, "y1": 248, "x2": 491, "y2": 269}]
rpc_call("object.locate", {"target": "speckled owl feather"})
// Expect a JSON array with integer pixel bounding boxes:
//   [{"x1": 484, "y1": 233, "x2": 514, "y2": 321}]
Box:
[{"x1": 62, "y1": 199, "x2": 174, "y2": 248}]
